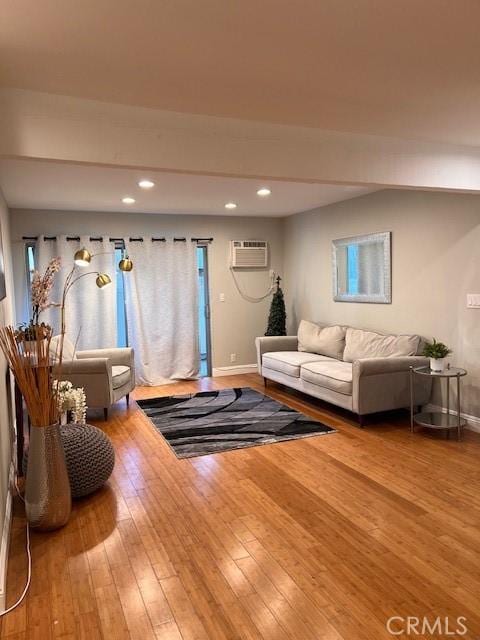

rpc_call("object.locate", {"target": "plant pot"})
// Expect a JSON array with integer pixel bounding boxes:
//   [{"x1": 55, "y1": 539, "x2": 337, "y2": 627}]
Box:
[
  {"x1": 25, "y1": 337, "x2": 47, "y2": 351},
  {"x1": 23, "y1": 340, "x2": 41, "y2": 350},
  {"x1": 25, "y1": 423, "x2": 71, "y2": 531},
  {"x1": 17, "y1": 326, "x2": 50, "y2": 347},
  {"x1": 19, "y1": 338, "x2": 48, "y2": 365},
  {"x1": 430, "y1": 357, "x2": 446, "y2": 373}
]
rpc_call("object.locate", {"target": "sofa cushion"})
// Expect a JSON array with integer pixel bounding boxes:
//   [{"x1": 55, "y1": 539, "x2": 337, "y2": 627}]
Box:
[
  {"x1": 262, "y1": 351, "x2": 331, "y2": 378},
  {"x1": 301, "y1": 360, "x2": 353, "y2": 395},
  {"x1": 112, "y1": 365, "x2": 131, "y2": 389},
  {"x1": 343, "y1": 328, "x2": 420, "y2": 363},
  {"x1": 298, "y1": 321, "x2": 346, "y2": 360}
]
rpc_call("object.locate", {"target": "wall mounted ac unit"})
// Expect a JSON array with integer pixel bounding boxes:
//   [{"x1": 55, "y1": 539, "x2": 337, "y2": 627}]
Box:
[{"x1": 230, "y1": 240, "x2": 268, "y2": 268}]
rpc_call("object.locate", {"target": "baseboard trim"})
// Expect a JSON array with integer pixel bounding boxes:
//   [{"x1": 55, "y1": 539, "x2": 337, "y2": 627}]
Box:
[
  {"x1": 0, "y1": 462, "x2": 15, "y2": 611},
  {"x1": 212, "y1": 364, "x2": 258, "y2": 377},
  {"x1": 424, "y1": 403, "x2": 480, "y2": 433}
]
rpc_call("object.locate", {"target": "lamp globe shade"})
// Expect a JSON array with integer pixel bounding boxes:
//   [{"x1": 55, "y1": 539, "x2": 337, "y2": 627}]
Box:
[
  {"x1": 74, "y1": 248, "x2": 92, "y2": 267},
  {"x1": 119, "y1": 257, "x2": 133, "y2": 272},
  {"x1": 96, "y1": 273, "x2": 112, "y2": 288}
]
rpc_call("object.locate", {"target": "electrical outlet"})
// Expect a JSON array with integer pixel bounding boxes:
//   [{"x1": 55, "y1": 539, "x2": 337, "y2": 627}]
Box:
[
  {"x1": 467, "y1": 294, "x2": 480, "y2": 308},
  {"x1": 230, "y1": 353, "x2": 237, "y2": 363},
  {"x1": 219, "y1": 293, "x2": 225, "y2": 302}
]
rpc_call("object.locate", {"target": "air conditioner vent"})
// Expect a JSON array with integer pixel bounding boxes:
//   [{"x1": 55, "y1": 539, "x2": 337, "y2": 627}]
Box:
[
  {"x1": 230, "y1": 240, "x2": 268, "y2": 268},
  {"x1": 243, "y1": 241, "x2": 266, "y2": 248}
]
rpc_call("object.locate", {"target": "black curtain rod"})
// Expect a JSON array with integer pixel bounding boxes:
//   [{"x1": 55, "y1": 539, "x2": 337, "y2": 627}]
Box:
[
  {"x1": 127, "y1": 237, "x2": 187, "y2": 242},
  {"x1": 22, "y1": 236, "x2": 213, "y2": 243}
]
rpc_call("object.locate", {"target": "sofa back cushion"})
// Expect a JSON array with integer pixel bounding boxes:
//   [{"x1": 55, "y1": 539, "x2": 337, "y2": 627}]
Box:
[
  {"x1": 49, "y1": 334, "x2": 76, "y2": 362},
  {"x1": 298, "y1": 320, "x2": 346, "y2": 360},
  {"x1": 343, "y1": 327, "x2": 420, "y2": 362}
]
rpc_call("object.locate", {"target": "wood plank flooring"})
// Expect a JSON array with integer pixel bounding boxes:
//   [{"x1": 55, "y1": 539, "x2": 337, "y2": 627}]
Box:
[{"x1": 1, "y1": 373, "x2": 480, "y2": 639}]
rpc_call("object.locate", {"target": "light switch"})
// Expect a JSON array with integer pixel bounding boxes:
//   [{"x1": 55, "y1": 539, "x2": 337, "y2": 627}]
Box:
[
  {"x1": 467, "y1": 294, "x2": 480, "y2": 308},
  {"x1": 219, "y1": 293, "x2": 225, "y2": 302}
]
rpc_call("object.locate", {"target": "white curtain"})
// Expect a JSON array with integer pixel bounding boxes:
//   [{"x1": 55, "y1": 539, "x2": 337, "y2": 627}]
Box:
[
  {"x1": 36, "y1": 235, "x2": 117, "y2": 349},
  {"x1": 124, "y1": 239, "x2": 199, "y2": 385}
]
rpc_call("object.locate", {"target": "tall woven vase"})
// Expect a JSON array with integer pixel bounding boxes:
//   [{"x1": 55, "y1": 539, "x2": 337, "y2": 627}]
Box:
[{"x1": 25, "y1": 424, "x2": 71, "y2": 531}]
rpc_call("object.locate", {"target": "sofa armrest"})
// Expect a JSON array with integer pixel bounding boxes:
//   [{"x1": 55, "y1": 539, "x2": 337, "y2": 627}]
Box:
[
  {"x1": 55, "y1": 357, "x2": 111, "y2": 376},
  {"x1": 352, "y1": 356, "x2": 431, "y2": 415},
  {"x1": 255, "y1": 336, "x2": 298, "y2": 371},
  {"x1": 77, "y1": 347, "x2": 134, "y2": 368},
  {"x1": 54, "y1": 358, "x2": 114, "y2": 408},
  {"x1": 353, "y1": 356, "x2": 429, "y2": 378}
]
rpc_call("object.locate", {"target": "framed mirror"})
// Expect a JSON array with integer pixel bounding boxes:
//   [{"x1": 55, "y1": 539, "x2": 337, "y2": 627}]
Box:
[{"x1": 332, "y1": 231, "x2": 391, "y2": 303}]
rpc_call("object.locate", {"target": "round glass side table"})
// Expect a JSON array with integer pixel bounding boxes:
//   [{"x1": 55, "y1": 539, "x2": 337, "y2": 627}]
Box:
[{"x1": 409, "y1": 365, "x2": 467, "y2": 440}]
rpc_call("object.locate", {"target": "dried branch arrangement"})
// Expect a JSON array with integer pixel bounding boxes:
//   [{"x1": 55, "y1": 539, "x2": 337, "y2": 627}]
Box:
[{"x1": 0, "y1": 325, "x2": 59, "y2": 427}]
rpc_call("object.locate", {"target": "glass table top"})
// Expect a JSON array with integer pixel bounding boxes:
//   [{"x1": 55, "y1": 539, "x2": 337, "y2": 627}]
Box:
[
  {"x1": 413, "y1": 411, "x2": 467, "y2": 429},
  {"x1": 412, "y1": 366, "x2": 467, "y2": 377}
]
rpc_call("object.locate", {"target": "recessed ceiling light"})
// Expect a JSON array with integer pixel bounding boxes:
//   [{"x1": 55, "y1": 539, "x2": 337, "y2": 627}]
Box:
[
  {"x1": 225, "y1": 202, "x2": 237, "y2": 210},
  {"x1": 257, "y1": 187, "x2": 271, "y2": 197},
  {"x1": 122, "y1": 196, "x2": 136, "y2": 204},
  {"x1": 138, "y1": 179, "x2": 155, "y2": 189}
]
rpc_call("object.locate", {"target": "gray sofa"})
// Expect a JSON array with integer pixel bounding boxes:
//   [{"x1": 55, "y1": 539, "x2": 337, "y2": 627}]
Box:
[{"x1": 256, "y1": 320, "x2": 432, "y2": 425}]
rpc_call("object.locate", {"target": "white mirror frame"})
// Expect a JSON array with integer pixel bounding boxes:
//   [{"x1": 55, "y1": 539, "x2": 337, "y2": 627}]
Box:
[{"x1": 332, "y1": 231, "x2": 392, "y2": 304}]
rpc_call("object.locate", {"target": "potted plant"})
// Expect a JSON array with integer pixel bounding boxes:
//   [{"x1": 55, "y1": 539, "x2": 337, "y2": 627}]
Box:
[
  {"x1": 16, "y1": 257, "x2": 61, "y2": 352},
  {"x1": 265, "y1": 276, "x2": 287, "y2": 336},
  {"x1": 16, "y1": 321, "x2": 51, "y2": 350},
  {"x1": 423, "y1": 338, "x2": 452, "y2": 373}
]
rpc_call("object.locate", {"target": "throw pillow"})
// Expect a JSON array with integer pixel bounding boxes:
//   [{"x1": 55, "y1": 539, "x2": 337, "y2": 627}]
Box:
[
  {"x1": 298, "y1": 321, "x2": 346, "y2": 360},
  {"x1": 343, "y1": 327, "x2": 420, "y2": 362}
]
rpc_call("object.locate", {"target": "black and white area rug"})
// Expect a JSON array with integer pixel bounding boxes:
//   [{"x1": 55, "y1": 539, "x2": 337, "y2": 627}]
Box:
[{"x1": 137, "y1": 387, "x2": 336, "y2": 458}]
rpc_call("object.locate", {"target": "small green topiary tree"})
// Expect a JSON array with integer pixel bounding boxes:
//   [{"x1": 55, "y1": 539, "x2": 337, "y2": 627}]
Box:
[{"x1": 265, "y1": 276, "x2": 287, "y2": 336}]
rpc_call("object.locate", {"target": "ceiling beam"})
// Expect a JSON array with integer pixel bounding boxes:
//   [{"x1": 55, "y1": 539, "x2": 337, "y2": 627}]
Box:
[{"x1": 1, "y1": 88, "x2": 480, "y2": 192}]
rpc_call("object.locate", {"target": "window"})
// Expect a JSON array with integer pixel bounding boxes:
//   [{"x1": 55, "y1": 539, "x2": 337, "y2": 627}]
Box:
[
  {"x1": 25, "y1": 241, "x2": 211, "y2": 373},
  {"x1": 115, "y1": 246, "x2": 128, "y2": 347},
  {"x1": 346, "y1": 243, "x2": 359, "y2": 295},
  {"x1": 197, "y1": 245, "x2": 211, "y2": 376},
  {"x1": 25, "y1": 241, "x2": 129, "y2": 348},
  {"x1": 25, "y1": 243, "x2": 35, "y2": 310}
]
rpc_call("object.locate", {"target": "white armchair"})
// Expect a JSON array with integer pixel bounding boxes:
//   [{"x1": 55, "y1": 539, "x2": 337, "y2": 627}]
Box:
[{"x1": 51, "y1": 336, "x2": 135, "y2": 420}]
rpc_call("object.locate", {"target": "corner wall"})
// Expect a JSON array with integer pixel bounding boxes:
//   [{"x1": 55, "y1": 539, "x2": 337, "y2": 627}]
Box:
[
  {"x1": 0, "y1": 189, "x2": 15, "y2": 606},
  {"x1": 284, "y1": 189, "x2": 480, "y2": 419}
]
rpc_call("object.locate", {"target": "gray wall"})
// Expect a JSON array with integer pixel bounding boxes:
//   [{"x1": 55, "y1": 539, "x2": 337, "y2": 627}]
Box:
[
  {"x1": 9, "y1": 209, "x2": 284, "y2": 369},
  {"x1": 284, "y1": 189, "x2": 480, "y2": 418},
  {"x1": 0, "y1": 190, "x2": 14, "y2": 542}
]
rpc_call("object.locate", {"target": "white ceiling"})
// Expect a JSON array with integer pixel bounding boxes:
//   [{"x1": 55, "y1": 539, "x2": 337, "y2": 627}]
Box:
[
  {"x1": 0, "y1": 159, "x2": 376, "y2": 217},
  {"x1": 1, "y1": 1, "x2": 480, "y2": 146}
]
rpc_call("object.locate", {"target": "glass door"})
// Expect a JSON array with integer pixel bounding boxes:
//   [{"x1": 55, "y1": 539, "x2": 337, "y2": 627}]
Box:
[{"x1": 197, "y1": 245, "x2": 212, "y2": 377}]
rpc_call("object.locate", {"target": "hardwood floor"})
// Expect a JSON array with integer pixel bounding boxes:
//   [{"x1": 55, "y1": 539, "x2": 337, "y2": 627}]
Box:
[{"x1": 2, "y1": 373, "x2": 480, "y2": 639}]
